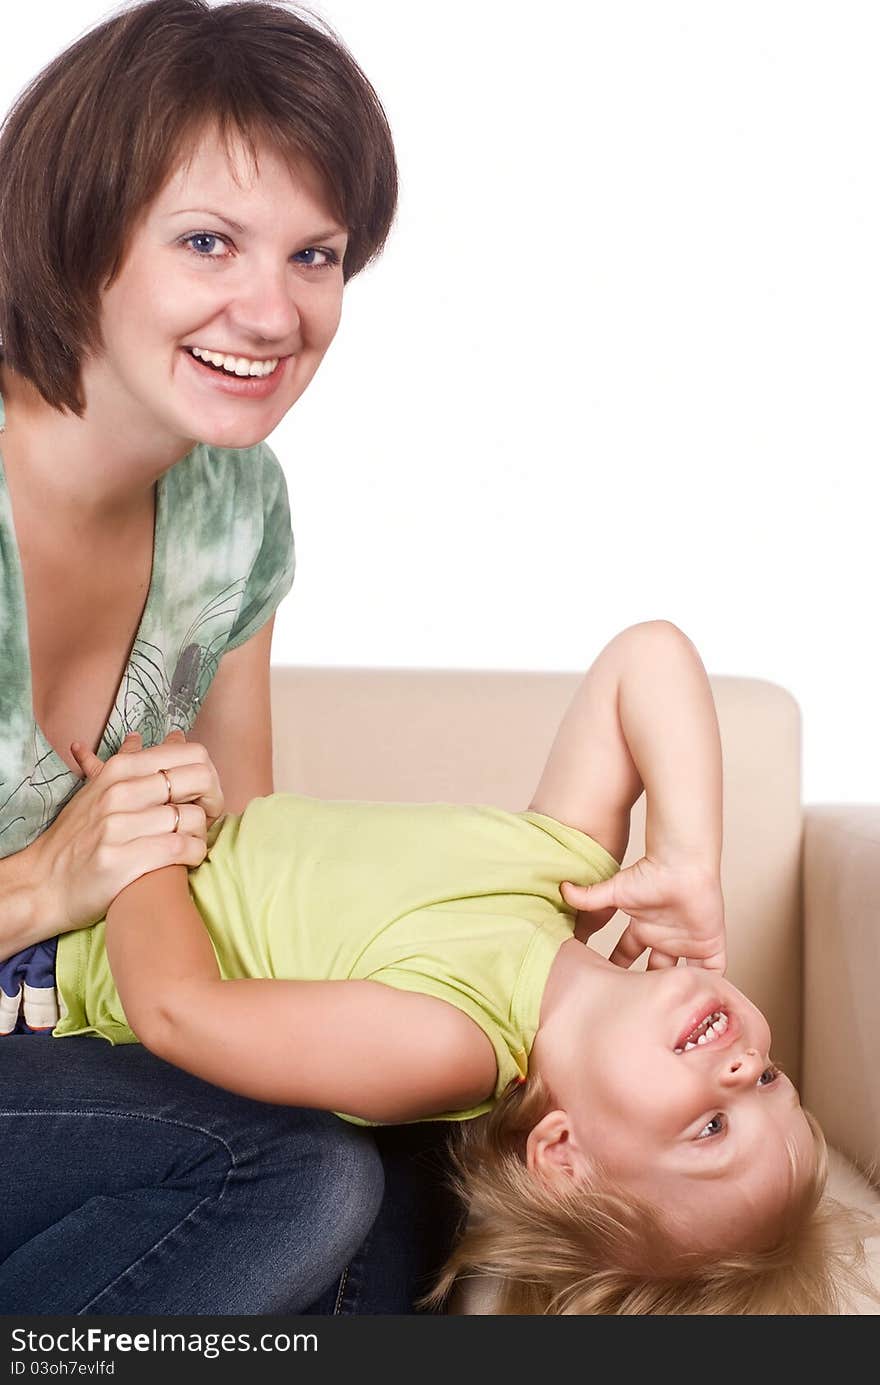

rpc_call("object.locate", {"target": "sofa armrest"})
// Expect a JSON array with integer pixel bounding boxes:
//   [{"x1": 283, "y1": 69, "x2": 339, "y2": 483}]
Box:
[{"x1": 802, "y1": 806, "x2": 880, "y2": 1185}]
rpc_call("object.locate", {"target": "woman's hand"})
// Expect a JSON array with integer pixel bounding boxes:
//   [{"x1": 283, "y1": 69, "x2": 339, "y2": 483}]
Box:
[
  {"x1": 30, "y1": 730, "x2": 223, "y2": 934},
  {"x1": 560, "y1": 856, "x2": 727, "y2": 971}
]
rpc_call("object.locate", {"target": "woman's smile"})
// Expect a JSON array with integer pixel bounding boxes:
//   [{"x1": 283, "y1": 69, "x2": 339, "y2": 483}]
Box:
[
  {"x1": 186, "y1": 345, "x2": 282, "y2": 376},
  {"x1": 179, "y1": 343, "x2": 293, "y2": 400},
  {"x1": 94, "y1": 127, "x2": 346, "y2": 460}
]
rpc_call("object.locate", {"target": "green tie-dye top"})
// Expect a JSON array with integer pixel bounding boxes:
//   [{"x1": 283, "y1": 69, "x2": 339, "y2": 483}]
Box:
[{"x1": 0, "y1": 388, "x2": 295, "y2": 872}]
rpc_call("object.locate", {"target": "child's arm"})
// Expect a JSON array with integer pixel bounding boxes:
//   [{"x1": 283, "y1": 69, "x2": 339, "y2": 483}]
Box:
[
  {"x1": 530, "y1": 620, "x2": 725, "y2": 970},
  {"x1": 102, "y1": 866, "x2": 495, "y2": 1121},
  {"x1": 76, "y1": 738, "x2": 496, "y2": 1122}
]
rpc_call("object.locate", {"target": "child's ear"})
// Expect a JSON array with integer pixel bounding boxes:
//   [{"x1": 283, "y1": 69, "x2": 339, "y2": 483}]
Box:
[{"x1": 525, "y1": 1110, "x2": 589, "y2": 1185}]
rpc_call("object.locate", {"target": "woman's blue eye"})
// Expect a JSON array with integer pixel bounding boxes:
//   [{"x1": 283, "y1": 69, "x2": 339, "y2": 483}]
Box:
[
  {"x1": 182, "y1": 233, "x2": 227, "y2": 257},
  {"x1": 293, "y1": 247, "x2": 339, "y2": 269},
  {"x1": 696, "y1": 1113, "x2": 727, "y2": 1140},
  {"x1": 180, "y1": 235, "x2": 338, "y2": 269}
]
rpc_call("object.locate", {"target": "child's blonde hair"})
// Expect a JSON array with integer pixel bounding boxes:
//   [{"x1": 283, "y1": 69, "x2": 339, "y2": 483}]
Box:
[{"x1": 422, "y1": 1074, "x2": 878, "y2": 1315}]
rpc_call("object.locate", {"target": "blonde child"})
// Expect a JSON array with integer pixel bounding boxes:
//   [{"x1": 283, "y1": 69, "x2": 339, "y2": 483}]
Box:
[{"x1": 63, "y1": 621, "x2": 872, "y2": 1313}]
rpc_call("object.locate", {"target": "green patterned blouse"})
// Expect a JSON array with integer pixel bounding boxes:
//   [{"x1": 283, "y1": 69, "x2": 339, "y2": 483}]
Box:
[{"x1": 0, "y1": 385, "x2": 295, "y2": 1033}]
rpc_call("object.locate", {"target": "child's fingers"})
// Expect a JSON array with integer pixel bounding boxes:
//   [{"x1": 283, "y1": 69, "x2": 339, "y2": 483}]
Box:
[
  {"x1": 119, "y1": 733, "x2": 143, "y2": 755},
  {"x1": 608, "y1": 921, "x2": 647, "y2": 969},
  {"x1": 561, "y1": 878, "x2": 616, "y2": 913},
  {"x1": 646, "y1": 948, "x2": 679, "y2": 970},
  {"x1": 684, "y1": 949, "x2": 728, "y2": 973},
  {"x1": 163, "y1": 729, "x2": 187, "y2": 744},
  {"x1": 572, "y1": 905, "x2": 618, "y2": 943}
]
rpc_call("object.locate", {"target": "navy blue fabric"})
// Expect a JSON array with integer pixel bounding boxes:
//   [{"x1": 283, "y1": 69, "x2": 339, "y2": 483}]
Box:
[
  {"x1": 0, "y1": 1036, "x2": 384, "y2": 1313},
  {"x1": 0, "y1": 1035, "x2": 461, "y2": 1314},
  {"x1": 304, "y1": 1121, "x2": 462, "y2": 1315},
  {"x1": 0, "y1": 938, "x2": 57, "y2": 1034}
]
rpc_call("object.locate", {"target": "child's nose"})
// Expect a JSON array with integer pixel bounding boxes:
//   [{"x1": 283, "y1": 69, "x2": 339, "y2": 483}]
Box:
[{"x1": 720, "y1": 1047, "x2": 764, "y2": 1085}]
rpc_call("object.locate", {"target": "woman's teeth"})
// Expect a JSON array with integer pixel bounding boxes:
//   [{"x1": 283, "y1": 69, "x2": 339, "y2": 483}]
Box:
[
  {"x1": 674, "y1": 1009, "x2": 729, "y2": 1054},
  {"x1": 188, "y1": 346, "x2": 280, "y2": 378}
]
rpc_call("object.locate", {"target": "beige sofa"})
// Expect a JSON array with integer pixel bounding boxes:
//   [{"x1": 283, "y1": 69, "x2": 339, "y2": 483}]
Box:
[{"x1": 270, "y1": 666, "x2": 880, "y2": 1312}]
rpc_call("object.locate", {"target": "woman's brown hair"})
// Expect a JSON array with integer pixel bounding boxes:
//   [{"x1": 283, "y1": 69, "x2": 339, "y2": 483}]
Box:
[{"x1": 0, "y1": 0, "x2": 398, "y2": 415}]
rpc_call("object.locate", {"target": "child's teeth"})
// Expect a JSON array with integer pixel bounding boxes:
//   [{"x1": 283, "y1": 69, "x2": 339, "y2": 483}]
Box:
[{"x1": 676, "y1": 1009, "x2": 729, "y2": 1053}]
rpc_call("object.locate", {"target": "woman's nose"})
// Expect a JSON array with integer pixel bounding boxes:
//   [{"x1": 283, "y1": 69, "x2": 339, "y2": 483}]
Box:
[
  {"x1": 229, "y1": 274, "x2": 302, "y2": 346},
  {"x1": 720, "y1": 1047, "x2": 765, "y2": 1085}
]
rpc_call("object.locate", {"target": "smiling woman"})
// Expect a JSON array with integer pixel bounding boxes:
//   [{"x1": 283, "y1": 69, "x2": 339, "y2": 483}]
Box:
[
  {"x1": 0, "y1": 0, "x2": 436, "y2": 1318},
  {"x1": 91, "y1": 130, "x2": 350, "y2": 443}
]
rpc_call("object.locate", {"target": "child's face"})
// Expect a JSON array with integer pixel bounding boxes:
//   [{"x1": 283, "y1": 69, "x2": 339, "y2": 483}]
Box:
[
  {"x1": 93, "y1": 124, "x2": 348, "y2": 456},
  {"x1": 538, "y1": 963, "x2": 815, "y2": 1251}
]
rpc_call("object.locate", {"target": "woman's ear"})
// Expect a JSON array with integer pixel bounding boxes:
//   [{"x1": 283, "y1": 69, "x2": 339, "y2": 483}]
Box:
[{"x1": 525, "y1": 1109, "x2": 589, "y2": 1185}]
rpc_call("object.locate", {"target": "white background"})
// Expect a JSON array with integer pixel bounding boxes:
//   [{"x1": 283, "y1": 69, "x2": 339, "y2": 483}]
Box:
[{"x1": 3, "y1": 2, "x2": 878, "y2": 803}]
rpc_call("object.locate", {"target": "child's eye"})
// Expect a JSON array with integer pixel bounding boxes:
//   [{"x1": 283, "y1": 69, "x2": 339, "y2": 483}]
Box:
[
  {"x1": 695, "y1": 1067, "x2": 782, "y2": 1139},
  {"x1": 696, "y1": 1113, "x2": 727, "y2": 1140},
  {"x1": 757, "y1": 1064, "x2": 781, "y2": 1086}
]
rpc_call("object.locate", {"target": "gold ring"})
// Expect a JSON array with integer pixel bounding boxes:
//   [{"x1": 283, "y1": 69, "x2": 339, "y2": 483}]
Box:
[
  {"x1": 159, "y1": 768, "x2": 173, "y2": 804},
  {"x1": 170, "y1": 804, "x2": 181, "y2": 834}
]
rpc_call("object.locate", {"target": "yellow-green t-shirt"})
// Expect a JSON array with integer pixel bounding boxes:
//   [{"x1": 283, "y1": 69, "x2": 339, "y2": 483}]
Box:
[{"x1": 54, "y1": 796, "x2": 618, "y2": 1123}]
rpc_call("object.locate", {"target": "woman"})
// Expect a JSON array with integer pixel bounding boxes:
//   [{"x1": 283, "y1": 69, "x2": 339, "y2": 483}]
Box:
[{"x1": 0, "y1": 0, "x2": 449, "y2": 1314}]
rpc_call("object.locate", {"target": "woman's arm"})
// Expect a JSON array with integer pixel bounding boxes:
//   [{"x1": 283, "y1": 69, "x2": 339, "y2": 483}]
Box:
[
  {"x1": 104, "y1": 865, "x2": 495, "y2": 1123},
  {"x1": 187, "y1": 617, "x2": 276, "y2": 810},
  {"x1": 0, "y1": 849, "x2": 44, "y2": 954}
]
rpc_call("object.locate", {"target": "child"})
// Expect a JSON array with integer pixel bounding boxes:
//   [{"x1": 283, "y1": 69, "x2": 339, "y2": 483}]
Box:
[{"x1": 61, "y1": 621, "x2": 871, "y2": 1314}]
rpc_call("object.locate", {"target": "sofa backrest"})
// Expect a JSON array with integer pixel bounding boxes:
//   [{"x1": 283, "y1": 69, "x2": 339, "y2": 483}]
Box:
[{"x1": 271, "y1": 669, "x2": 804, "y2": 1078}]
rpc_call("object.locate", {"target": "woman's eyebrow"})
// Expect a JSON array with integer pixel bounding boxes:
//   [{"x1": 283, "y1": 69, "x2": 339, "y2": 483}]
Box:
[
  {"x1": 167, "y1": 208, "x2": 246, "y2": 232},
  {"x1": 165, "y1": 208, "x2": 347, "y2": 241}
]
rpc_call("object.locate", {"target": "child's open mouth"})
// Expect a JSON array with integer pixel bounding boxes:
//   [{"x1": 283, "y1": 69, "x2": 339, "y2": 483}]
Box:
[{"x1": 674, "y1": 1008, "x2": 729, "y2": 1054}]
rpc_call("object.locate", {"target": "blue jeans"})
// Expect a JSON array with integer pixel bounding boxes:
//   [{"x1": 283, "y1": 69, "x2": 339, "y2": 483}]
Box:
[
  {"x1": 0, "y1": 1036, "x2": 386, "y2": 1313},
  {"x1": 303, "y1": 1121, "x2": 463, "y2": 1314}
]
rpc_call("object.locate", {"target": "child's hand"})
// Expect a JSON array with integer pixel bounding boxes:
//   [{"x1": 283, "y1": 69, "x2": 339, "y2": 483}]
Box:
[{"x1": 560, "y1": 857, "x2": 726, "y2": 971}]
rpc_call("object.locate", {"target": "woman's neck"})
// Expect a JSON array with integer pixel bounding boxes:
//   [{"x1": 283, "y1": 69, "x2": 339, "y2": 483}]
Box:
[{"x1": 0, "y1": 362, "x2": 192, "y2": 519}]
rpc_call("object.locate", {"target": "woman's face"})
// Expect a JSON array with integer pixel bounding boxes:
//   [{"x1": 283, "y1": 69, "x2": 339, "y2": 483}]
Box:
[{"x1": 92, "y1": 125, "x2": 349, "y2": 455}]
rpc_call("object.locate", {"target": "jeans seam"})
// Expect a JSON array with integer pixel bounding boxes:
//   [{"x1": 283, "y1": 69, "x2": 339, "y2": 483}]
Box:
[
  {"x1": 333, "y1": 1219, "x2": 376, "y2": 1315},
  {"x1": 79, "y1": 1191, "x2": 222, "y2": 1313},
  {"x1": 331, "y1": 1266, "x2": 349, "y2": 1315},
  {"x1": 0, "y1": 1109, "x2": 240, "y2": 1168}
]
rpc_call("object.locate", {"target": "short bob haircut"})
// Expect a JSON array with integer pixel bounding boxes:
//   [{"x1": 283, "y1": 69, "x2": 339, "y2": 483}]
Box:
[{"x1": 0, "y1": 0, "x2": 398, "y2": 416}]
